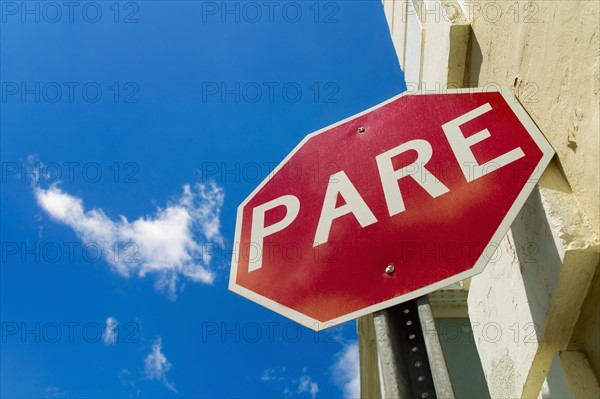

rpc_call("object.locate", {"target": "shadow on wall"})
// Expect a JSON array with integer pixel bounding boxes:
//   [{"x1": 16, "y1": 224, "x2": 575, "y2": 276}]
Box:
[{"x1": 466, "y1": 26, "x2": 483, "y2": 88}]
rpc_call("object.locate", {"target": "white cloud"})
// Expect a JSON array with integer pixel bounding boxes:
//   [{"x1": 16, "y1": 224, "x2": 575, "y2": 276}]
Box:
[
  {"x1": 33, "y1": 179, "x2": 225, "y2": 298},
  {"x1": 331, "y1": 342, "x2": 360, "y2": 399},
  {"x1": 103, "y1": 316, "x2": 118, "y2": 346},
  {"x1": 260, "y1": 367, "x2": 318, "y2": 398},
  {"x1": 144, "y1": 337, "x2": 176, "y2": 392}
]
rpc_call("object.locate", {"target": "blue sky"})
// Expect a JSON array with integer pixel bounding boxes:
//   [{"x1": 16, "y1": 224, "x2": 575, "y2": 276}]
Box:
[{"x1": 1, "y1": 1, "x2": 405, "y2": 397}]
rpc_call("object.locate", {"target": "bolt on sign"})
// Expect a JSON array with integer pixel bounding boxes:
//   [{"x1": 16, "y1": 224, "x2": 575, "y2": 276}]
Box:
[{"x1": 229, "y1": 88, "x2": 554, "y2": 330}]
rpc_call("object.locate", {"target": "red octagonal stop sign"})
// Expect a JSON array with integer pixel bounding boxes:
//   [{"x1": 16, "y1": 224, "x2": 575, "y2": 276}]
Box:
[{"x1": 229, "y1": 88, "x2": 554, "y2": 330}]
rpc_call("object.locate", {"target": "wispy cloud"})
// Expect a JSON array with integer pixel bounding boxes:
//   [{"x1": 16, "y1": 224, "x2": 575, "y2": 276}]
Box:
[
  {"x1": 102, "y1": 316, "x2": 118, "y2": 346},
  {"x1": 261, "y1": 368, "x2": 284, "y2": 382},
  {"x1": 43, "y1": 387, "x2": 65, "y2": 398},
  {"x1": 32, "y1": 165, "x2": 225, "y2": 298},
  {"x1": 118, "y1": 369, "x2": 141, "y2": 395},
  {"x1": 297, "y1": 370, "x2": 319, "y2": 399},
  {"x1": 144, "y1": 337, "x2": 177, "y2": 392},
  {"x1": 260, "y1": 367, "x2": 319, "y2": 398},
  {"x1": 331, "y1": 342, "x2": 360, "y2": 399}
]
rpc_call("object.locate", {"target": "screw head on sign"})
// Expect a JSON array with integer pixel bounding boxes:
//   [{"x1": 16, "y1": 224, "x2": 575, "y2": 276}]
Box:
[
  {"x1": 358, "y1": 127, "x2": 366, "y2": 133},
  {"x1": 385, "y1": 265, "x2": 395, "y2": 275}
]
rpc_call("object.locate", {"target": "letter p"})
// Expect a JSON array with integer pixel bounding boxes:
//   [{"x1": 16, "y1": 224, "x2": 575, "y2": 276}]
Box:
[
  {"x1": 248, "y1": 195, "x2": 300, "y2": 272},
  {"x1": 1, "y1": 2, "x2": 18, "y2": 23},
  {"x1": 202, "y1": 2, "x2": 219, "y2": 23}
]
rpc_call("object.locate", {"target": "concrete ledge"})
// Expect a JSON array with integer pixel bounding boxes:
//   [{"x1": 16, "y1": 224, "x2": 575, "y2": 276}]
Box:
[{"x1": 559, "y1": 351, "x2": 600, "y2": 398}]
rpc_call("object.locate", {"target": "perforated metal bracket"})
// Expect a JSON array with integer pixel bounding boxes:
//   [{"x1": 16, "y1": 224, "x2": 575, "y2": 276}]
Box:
[{"x1": 374, "y1": 296, "x2": 455, "y2": 399}]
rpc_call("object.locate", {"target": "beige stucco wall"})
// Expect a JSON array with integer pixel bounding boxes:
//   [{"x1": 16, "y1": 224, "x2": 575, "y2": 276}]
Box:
[
  {"x1": 380, "y1": 1, "x2": 600, "y2": 396},
  {"x1": 466, "y1": 4, "x2": 600, "y2": 389},
  {"x1": 466, "y1": 0, "x2": 599, "y2": 235}
]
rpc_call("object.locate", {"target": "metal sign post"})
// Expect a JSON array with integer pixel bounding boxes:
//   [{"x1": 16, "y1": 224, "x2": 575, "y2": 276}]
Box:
[{"x1": 374, "y1": 296, "x2": 455, "y2": 399}]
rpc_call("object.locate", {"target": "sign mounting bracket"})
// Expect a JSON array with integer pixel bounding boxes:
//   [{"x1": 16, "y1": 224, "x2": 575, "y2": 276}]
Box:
[{"x1": 374, "y1": 296, "x2": 455, "y2": 399}]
